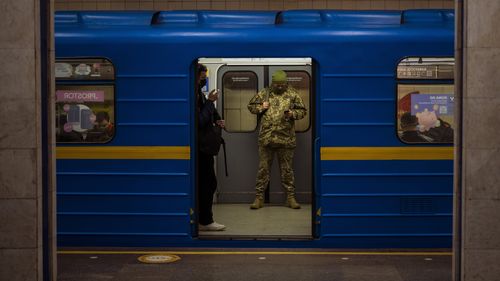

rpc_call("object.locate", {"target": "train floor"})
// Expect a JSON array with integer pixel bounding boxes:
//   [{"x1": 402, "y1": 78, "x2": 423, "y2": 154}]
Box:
[
  {"x1": 57, "y1": 249, "x2": 452, "y2": 281},
  {"x1": 201, "y1": 203, "x2": 312, "y2": 237}
]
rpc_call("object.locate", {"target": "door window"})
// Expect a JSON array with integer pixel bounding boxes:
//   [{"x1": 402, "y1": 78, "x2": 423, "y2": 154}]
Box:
[
  {"x1": 222, "y1": 71, "x2": 258, "y2": 132},
  {"x1": 283, "y1": 70, "x2": 311, "y2": 132}
]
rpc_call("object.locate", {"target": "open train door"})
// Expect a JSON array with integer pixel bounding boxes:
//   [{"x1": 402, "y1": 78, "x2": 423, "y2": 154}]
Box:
[{"x1": 198, "y1": 58, "x2": 313, "y2": 239}]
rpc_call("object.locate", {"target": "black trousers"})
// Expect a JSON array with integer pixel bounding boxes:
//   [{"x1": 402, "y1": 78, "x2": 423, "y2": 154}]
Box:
[{"x1": 198, "y1": 151, "x2": 217, "y2": 225}]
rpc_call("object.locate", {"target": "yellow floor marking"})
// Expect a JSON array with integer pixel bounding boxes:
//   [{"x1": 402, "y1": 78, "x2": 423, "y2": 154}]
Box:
[{"x1": 58, "y1": 250, "x2": 451, "y2": 256}]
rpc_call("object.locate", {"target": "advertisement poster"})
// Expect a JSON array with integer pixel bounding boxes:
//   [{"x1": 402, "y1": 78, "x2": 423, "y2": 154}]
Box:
[{"x1": 411, "y1": 94, "x2": 454, "y2": 116}]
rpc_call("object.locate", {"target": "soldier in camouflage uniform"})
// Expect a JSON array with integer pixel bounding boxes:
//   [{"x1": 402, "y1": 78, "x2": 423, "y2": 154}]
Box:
[{"x1": 247, "y1": 70, "x2": 307, "y2": 209}]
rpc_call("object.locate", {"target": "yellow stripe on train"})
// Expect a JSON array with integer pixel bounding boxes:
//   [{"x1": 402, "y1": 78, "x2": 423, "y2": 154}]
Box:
[
  {"x1": 56, "y1": 146, "x2": 190, "y2": 159},
  {"x1": 56, "y1": 146, "x2": 453, "y2": 160},
  {"x1": 321, "y1": 147, "x2": 454, "y2": 160}
]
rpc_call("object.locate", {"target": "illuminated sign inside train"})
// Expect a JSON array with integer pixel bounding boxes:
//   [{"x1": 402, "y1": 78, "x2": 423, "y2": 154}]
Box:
[{"x1": 397, "y1": 66, "x2": 438, "y2": 79}]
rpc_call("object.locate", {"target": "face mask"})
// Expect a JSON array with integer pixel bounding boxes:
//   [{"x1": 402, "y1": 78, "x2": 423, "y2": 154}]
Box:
[
  {"x1": 273, "y1": 83, "x2": 287, "y2": 94},
  {"x1": 199, "y1": 79, "x2": 207, "y2": 88}
]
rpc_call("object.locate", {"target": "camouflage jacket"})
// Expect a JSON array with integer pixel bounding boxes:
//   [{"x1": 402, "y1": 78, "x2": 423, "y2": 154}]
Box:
[{"x1": 248, "y1": 86, "x2": 306, "y2": 148}]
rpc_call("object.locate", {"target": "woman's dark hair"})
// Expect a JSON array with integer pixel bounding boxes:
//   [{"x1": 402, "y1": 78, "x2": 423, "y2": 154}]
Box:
[
  {"x1": 96, "y1": 111, "x2": 110, "y2": 123},
  {"x1": 400, "y1": 112, "x2": 418, "y2": 129},
  {"x1": 197, "y1": 63, "x2": 207, "y2": 75}
]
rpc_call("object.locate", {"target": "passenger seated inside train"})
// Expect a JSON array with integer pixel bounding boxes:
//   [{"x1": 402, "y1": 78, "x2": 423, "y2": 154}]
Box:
[
  {"x1": 415, "y1": 109, "x2": 454, "y2": 143},
  {"x1": 57, "y1": 114, "x2": 83, "y2": 142},
  {"x1": 400, "y1": 112, "x2": 430, "y2": 143},
  {"x1": 423, "y1": 118, "x2": 454, "y2": 143},
  {"x1": 86, "y1": 111, "x2": 114, "y2": 142}
]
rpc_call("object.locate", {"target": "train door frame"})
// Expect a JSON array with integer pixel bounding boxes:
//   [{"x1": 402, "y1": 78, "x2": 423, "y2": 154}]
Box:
[{"x1": 195, "y1": 58, "x2": 316, "y2": 240}]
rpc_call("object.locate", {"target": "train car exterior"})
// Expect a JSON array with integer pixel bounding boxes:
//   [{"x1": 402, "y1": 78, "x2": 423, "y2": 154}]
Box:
[{"x1": 54, "y1": 9, "x2": 455, "y2": 248}]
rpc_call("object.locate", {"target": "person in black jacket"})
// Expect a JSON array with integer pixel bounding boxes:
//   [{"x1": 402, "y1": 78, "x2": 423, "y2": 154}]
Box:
[
  {"x1": 196, "y1": 64, "x2": 226, "y2": 231},
  {"x1": 423, "y1": 118, "x2": 454, "y2": 143},
  {"x1": 400, "y1": 112, "x2": 430, "y2": 143}
]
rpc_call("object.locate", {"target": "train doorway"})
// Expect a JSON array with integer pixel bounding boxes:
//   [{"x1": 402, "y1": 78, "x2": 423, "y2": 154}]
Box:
[{"x1": 197, "y1": 58, "x2": 314, "y2": 239}]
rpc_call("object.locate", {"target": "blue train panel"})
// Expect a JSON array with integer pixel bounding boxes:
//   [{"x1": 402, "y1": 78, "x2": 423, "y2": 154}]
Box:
[{"x1": 55, "y1": 9, "x2": 455, "y2": 248}]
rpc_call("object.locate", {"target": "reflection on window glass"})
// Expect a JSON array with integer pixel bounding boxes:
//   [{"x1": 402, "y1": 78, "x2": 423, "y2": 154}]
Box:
[
  {"x1": 55, "y1": 59, "x2": 115, "y2": 80},
  {"x1": 222, "y1": 71, "x2": 258, "y2": 132},
  {"x1": 284, "y1": 71, "x2": 310, "y2": 132},
  {"x1": 397, "y1": 84, "x2": 455, "y2": 143},
  {"x1": 55, "y1": 85, "x2": 115, "y2": 143}
]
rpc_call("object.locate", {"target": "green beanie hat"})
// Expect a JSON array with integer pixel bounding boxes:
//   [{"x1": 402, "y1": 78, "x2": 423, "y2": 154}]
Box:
[{"x1": 272, "y1": 70, "x2": 287, "y2": 83}]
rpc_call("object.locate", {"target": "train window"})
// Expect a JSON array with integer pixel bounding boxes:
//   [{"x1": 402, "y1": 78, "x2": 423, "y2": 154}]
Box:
[
  {"x1": 283, "y1": 71, "x2": 311, "y2": 132},
  {"x1": 396, "y1": 57, "x2": 455, "y2": 144},
  {"x1": 55, "y1": 58, "x2": 115, "y2": 143},
  {"x1": 222, "y1": 71, "x2": 258, "y2": 132}
]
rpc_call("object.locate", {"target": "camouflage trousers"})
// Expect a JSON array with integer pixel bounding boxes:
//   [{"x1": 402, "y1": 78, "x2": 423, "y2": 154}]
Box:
[{"x1": 254, "y1": 146, "x2": 295, "y2": 199}]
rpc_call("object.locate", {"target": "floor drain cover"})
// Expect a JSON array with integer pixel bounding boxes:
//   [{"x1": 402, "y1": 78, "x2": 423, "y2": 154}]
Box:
[{"x1": 138, "y1": 254, "x2": 180, "y2": 264}]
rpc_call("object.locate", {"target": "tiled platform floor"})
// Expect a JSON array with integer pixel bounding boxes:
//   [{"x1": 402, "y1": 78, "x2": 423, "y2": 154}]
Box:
[{"x1": 58, "y1": 249, "x2": 452, "y2": 281}]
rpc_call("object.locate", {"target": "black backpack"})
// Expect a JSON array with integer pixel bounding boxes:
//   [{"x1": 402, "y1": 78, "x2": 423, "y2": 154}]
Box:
[{"x1": 199, "y1": 124, "x2": 223, "y2": 156}]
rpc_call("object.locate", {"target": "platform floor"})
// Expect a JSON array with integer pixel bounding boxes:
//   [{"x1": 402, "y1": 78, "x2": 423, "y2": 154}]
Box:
[{"x1": 58, "y1": 249, "x2": 452, "y2": 281}]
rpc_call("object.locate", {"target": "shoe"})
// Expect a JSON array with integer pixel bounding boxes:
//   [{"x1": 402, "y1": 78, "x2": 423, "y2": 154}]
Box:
[
  {"x1": 199, "y1": 222, "x2": 226, "y2": 231},
  {"x1": 250, "y1": 197, "x2": 264, "y2": 209},
  {"x1": 286, "y1": 197, "x2": 301, "y2": 209}
]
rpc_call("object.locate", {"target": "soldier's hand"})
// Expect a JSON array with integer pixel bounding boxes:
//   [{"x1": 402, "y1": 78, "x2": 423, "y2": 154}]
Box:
[
  {"x1": 216, "y1": 119, "x2": 225, "y2": 128},
  {"x1": 262, "y1": 101, "x2": 270, "y2": 109},
  {"x1": 284, "y1": 110, "x2": 293, "y2": 119},
  {"x1": 208, "y1": 89, "x2": 219, "y2": 101}
]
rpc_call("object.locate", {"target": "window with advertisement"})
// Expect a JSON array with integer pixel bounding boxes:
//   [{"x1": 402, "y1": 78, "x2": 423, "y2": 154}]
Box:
[
  {"x1": 55, "y1": 58, "x2": 115, "y2": 143},
  {"x1": 396, "y1": 57, "x2": 455, "y2": 144}
]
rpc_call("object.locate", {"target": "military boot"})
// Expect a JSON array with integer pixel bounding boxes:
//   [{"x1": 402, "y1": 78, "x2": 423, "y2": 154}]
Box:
[
  {"x1": 286, "y1": 197, "x2": 301, "y2": 209},
  {"x1": 250, "y1": 197, "x2": 264, "y2": 209}
]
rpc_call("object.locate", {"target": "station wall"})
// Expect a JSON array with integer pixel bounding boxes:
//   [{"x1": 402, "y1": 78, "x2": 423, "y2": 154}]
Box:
[{"x1": 54, "y1": 0, "x2": 455, "y2": 11}]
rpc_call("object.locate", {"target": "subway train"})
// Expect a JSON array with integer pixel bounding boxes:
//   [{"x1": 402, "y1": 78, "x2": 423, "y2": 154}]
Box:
[{"x1": 54, "y1": 9, "x2": 455, "y2": 248}]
